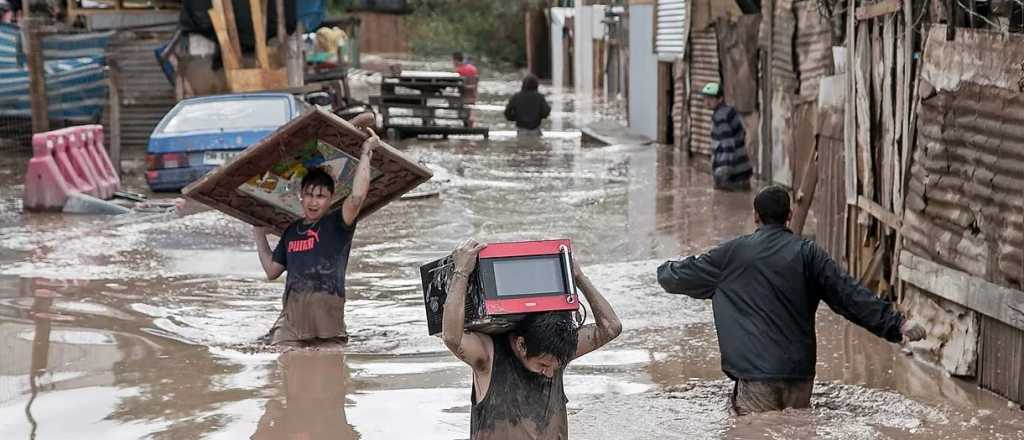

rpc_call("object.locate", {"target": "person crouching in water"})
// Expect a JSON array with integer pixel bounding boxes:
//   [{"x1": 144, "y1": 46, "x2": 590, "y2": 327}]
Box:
[
  {"x1": 504, "y1": 74, "x2": 551, "y2": 137},
  {"x1": 442, "y1": 238, "x2": 622, "y2": 439},
  {"x1": 254, "y1": 130, "x2": 380, "y2": 346}
]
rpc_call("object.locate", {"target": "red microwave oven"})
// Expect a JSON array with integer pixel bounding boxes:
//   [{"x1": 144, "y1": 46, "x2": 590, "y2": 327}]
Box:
[{"x1": 420, "y1": 239, "x2": 579, "y2": 335}]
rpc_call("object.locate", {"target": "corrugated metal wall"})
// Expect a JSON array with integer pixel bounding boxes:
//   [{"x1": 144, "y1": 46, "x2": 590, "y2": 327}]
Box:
[
  {"x1": 771, "y1": 0, "x2": 798, "y2": 93},
  {"x1": 103, "y1": 31, "x2": 177, "y2": 157},
  {"x1": 794, "y1": 1, "x2": 832, "y2": 101},
  {"x1": 813, "y1": 77, "x2": 847, "y2": 260},
  {"x1": 905, "y1": 84, "x2": 1024, "y2": 288},
  {"x1": 980, "y1": 315, "x2": 1024, "y2": 403},
  {"x1": 688, "y1": 27, "x2": 719, "y2": 156},
  {"x1": 655, "y1": 0, "x2": 688, "y2": 57},
  {"x1": 673, "y1": 58, "x2": 688, "y2": 150},
  {"x1": 902, "y1": 27, "x2": 1024, "y2": 403}
]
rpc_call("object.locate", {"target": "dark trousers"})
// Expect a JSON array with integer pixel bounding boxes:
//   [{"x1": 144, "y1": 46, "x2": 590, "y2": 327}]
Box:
[{"x1": 730, "y1": 379, "x2": 813, "y2": 415}]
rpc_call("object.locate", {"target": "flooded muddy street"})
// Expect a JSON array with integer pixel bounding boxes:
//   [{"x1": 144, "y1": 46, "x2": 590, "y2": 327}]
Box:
[{"x1": 1, "y1": 80, "x2": 1022, "y2": 439}]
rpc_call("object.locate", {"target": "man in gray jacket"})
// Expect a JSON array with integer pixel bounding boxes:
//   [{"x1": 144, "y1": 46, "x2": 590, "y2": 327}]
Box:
[{"x1": 657, "y1": 185, "x2": 926, "y2": 414}]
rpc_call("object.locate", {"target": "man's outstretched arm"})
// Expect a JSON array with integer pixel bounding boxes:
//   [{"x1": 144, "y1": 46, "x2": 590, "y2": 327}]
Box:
[
  {"x1": 807, "y1": 242, "x2": 925, "y2": 343},
  {"x1": 656, "y1": 241, "x2": 730, "y2": 299}
]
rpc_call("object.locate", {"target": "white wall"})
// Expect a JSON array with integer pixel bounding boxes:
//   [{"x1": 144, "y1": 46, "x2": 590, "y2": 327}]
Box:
[
  {"x1": 574, "y1": 5, "x2": 594, "y2": 95},
  {"x1": 628, "y1": 5, "x2": 658, "y2": 140},
  {"x1": 549, "y1": 7, "x2": 573, "y2": 90}
]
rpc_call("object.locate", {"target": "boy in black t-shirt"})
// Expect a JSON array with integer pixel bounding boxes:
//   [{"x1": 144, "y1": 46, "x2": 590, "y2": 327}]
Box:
[{"x1": 254, "y1": 130, "x2": 379, "y2": 346}]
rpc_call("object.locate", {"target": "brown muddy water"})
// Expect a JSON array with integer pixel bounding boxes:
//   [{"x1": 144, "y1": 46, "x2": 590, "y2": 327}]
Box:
[{"x1": 1, "y1": 79, "x2": 1022, "y2": 440}]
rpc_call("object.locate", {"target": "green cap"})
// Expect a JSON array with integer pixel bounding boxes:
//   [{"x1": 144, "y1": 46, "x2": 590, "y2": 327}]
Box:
[{"x1": 701, "y1": 82, "x2": 721, "y2": 97}]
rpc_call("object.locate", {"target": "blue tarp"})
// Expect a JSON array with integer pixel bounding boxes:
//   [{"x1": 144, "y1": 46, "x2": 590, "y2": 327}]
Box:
[{"x1": 0, "y1": 23, "x2": 112, "y2": 122}]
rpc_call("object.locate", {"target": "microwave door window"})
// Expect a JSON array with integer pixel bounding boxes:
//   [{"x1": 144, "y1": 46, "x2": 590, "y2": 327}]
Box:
[{"x1": 491, "y1": 257, "x2": 564, "y2": 296}]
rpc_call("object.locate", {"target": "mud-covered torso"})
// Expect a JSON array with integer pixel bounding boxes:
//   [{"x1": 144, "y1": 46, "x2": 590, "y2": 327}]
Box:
[{"x1": 470, "y1": 335, "x2": 568, "y2": 440}]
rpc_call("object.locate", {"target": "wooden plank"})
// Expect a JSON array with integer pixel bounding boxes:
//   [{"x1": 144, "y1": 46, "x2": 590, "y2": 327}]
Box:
[
  {"x1": 854, "y1": 21, "x2": 874, "y2": 204},
  {"x1": 657, "y1": 61, "x2": 670, "y2": 144},
  {"x1": 844, "y1": 0, "x2": 857, "y2": 204},
  {"x1": 857, "y1": 195, "x2": 901, "y2": 230},
  {"x1": 208, "y1": 7, "x2": 242, "y2": 70},
  {"x1": 218, "y1": 0, "x2": 243, "y2": 66},
  {"x1": 880, "y1": 16, "x2": 895, "y2": 211},
  {"x1": 893, "y1": 18, "x2": 905, "y2": 216},
  {"x1": 762, "y1": 0, "x2": 775, "y2": 180},
  {"x1": 899, "y1": 252, "x2": 1024, "y2": 332},
  {"x1": 791, "y1": 146, "x2": 819, "y2": 235},
  {"x1": 250, "y1": 0, "x2": 270, "y2": 69},
  {"x1": 226, "y1": 68, "x2": 287, "y2": 92},
  {"x1": 21, "y1": 18, "x2": 49, "y2": 133},
  {"x1": 108, "y1": 60, "x2": 122, "y2": 175},
  {"x1": 275, "y1": 0, "x2": 286, "y2": 44},
  {"x1": 859, "y1": 241, "x2": 886, "y2": 286},
  {"x1": 855, "y1": 0, "x2": 902, "y2": 21}
]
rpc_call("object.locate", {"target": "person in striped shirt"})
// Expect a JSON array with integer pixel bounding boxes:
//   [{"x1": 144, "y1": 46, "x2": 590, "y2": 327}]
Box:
[{"x1": 702, "y1": 82, "x2": 753, "y2": 191}]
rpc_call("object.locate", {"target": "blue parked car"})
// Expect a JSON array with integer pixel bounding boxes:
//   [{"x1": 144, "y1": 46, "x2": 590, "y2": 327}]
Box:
[{"x1": 146, "y1": 93, "x2": 311, "y2": 192}]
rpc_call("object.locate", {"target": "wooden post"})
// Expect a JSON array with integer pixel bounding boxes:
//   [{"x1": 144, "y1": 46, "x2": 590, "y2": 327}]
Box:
[
  {"x1": 108, "y1": 59, "x2": 122, "y2": 176},
  {"x1": 844, "y1": 0, "x2": 858, "y2": 269},
  {"x1": 791, "y1": 147, "x2": 819, "y2": 236},
  {"x1": 250, "y1": 0, "x2": 271, "y2": 69},
  {"x1": 276, "y1": 0, "x2": 287, "y2": 47},
  {"x1": 287, "y1": 23, "x2": 305, "y2": 87},
  {"x1": 526, "y1": 9, "x2": 536, "y2": 77},
  {"x1": 761, "y1": 0, "x2": 774, "y2": 180},
  {"x1": 276, "y1": 0, "x2": 297, "y2": 83},
  {"x1": 209, "y1": 4, "x2": 242, "y2": 70},
  {"x1": 22, "y1": 17, "x2": 49, "y2": 133},
  {"x1": 219, "y1": 0, "x2": 243, "y2": 65},
  {"x1": 844, "y1": 0, "x2": 856, "y2": 205}
]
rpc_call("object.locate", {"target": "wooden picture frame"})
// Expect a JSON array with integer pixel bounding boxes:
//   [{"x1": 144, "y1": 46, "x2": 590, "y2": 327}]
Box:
[{"x1": 183, "y1": 108, "x2": 433, "y2": 235}]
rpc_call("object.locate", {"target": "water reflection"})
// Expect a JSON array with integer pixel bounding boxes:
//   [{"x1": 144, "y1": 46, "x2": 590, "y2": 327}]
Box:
[{"x1": 252, "y1": 351, "x2": 356, "y2": 440}]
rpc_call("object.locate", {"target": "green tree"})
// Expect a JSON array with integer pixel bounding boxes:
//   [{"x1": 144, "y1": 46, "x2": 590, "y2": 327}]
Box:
[{"x1": 404, "y1": 0, "x2": 546, "y2": 68}]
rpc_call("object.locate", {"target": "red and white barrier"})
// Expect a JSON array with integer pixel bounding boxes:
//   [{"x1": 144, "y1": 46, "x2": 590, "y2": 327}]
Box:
[
  {"x1": 51, "y1": 130, "x2": 97, "y2": 197},
  {"x1": 85, "y1": 125, "x2": 121, "y2": 189},
  {"x1": 64, "y1": 127, "x2": 110, "y2": 199},
  {"x1": 23, "y1": 126, "x2": 122, "y2": 211},
  {"x1": 24, "y1": 132, "x2": 76, "y2": 210}
]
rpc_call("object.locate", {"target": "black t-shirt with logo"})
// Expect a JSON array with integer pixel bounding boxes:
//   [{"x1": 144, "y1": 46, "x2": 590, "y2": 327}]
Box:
[{"x1": 272, "y1": 208, "x2": 356, "y2": 300}]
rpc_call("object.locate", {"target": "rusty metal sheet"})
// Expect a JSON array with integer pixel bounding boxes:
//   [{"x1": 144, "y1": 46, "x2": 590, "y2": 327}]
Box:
[
  {"x1": 901, "y1": 45, "x2": 1024, "y2": 409},
  {"x1": 771, "y1": 0, "x2": 798, "y2": 93},
  {"x1": 673, "y1": 58, "x2": 689, "y2": 149},
  {"x1": 906, "y1": 79, "x2": 1024, "y2": 288},
  {"x1": 811, "y1": 74, "x2": 847, "y2": 261},
  {"x1": 979, "y1": 315, "x2": 1024, "y2": 403},
  {"x1": 920, "y1": 26, "x2": 1024, "y2": 93},
  {"x1": 789, "y1": 101, "x2": 817, "y2": 191},
  {"x1": 183, "y1": 109, "x2": 433, "y2": 235},
  {"x1": 688, "y1": 27, "x2": 721, "y2": 156},
  {"x1": 815, "y1": 136, "x2": 847, "y2": 260},
  {"x1": 770, "y1": 92, "x2": 795, "y2": 186},
  {"x1": 716, "y1": 14, "x2": 761, "y2": 113},
  {"x1": 794, "y1": 1, "x2": 833, "y2": 101}
]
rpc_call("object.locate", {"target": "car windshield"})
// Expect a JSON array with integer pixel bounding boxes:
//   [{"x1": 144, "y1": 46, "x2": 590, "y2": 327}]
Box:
[{"x1": 160, "y1": 97, "x2": 290, "y2": 134}]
